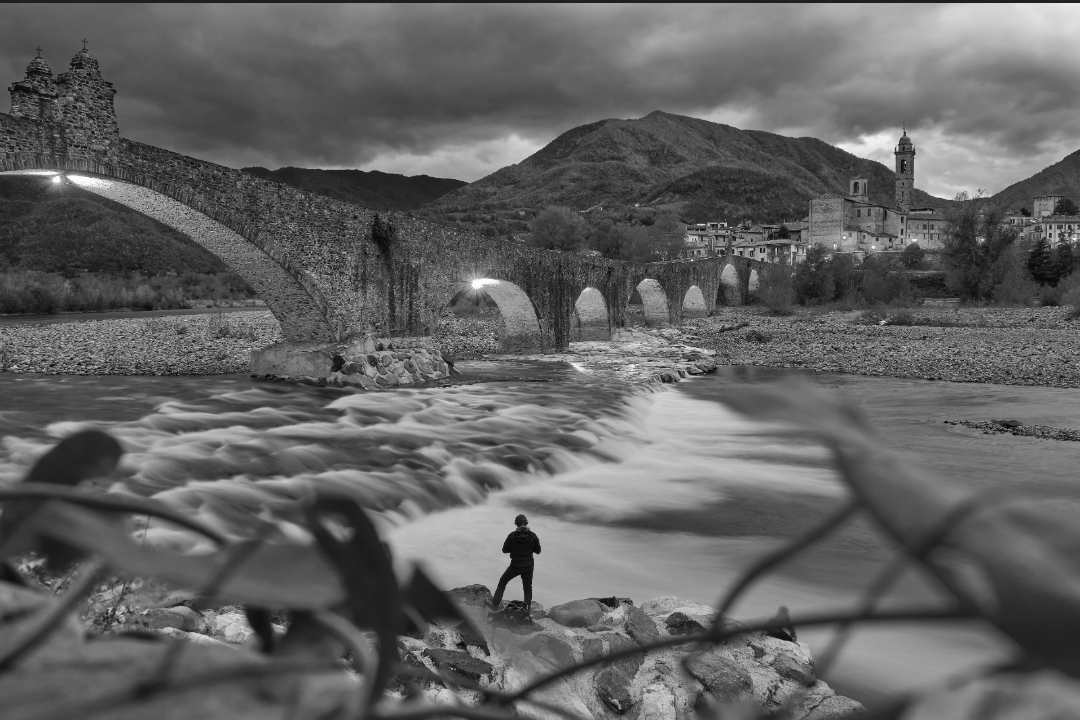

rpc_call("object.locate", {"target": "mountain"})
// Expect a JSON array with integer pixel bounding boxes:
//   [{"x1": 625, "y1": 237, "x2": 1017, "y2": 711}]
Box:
[
  {"x1": 990, "y1": 149, "x2": 1080, "y2": 211},
  {"x1": 0, "y1": 176, "x2": 228, "y2": 275},
  {"x1": 428, "y1": 111, "x2": 949, "y2": 222},
  {"x1": 241, "y1": 167, "x2": 466, "y2": 211}
]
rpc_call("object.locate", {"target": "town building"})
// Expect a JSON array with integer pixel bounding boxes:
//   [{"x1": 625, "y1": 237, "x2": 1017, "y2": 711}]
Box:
[{"x1": 806, "y1": 130, "x2": 947, "y2": 255}]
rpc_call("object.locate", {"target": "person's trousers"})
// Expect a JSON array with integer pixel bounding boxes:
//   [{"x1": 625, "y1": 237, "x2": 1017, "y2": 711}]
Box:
[{"x1": 493, "y1": 564, "x2": 533, "y2": 608}]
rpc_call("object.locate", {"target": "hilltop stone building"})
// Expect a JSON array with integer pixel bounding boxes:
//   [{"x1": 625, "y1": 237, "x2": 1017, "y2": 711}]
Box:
[{"x1": 806, "y1": 131, "x2": 946, "y2": 254}]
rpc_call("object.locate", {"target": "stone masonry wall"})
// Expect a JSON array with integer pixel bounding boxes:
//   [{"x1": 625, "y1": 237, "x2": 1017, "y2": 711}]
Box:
[{"x1": 2, "y1": 49, "x2": 769, "y2": 351}]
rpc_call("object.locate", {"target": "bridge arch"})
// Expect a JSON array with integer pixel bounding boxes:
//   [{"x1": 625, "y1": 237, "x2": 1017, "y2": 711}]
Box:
[
  {"x1": 1, "y1": 168, "x2": 337, "y2": 343},
  {"x1": 682, "y1": 285, "x2": 707, "y2": 318},
  {"x1": 465, "y1": 279, "x2": 544, "y2": 353},
  {"x1": 635, "y1": 278, "x2": 670, "y2": 326},
  {"x1": 571, "y1": 287, "x2": 609, "y2": 341},
  {"x1": 748, "y1": 269, "x2": 761, "y2": 297},
  {"x1": 719, "y1": 264, "x2": 741, "y2": 306}
]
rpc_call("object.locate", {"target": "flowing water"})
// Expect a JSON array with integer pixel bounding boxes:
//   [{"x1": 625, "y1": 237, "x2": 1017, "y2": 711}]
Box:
[{"x1": 2, "y1": 362, "x2": 1079, "y2": 707}]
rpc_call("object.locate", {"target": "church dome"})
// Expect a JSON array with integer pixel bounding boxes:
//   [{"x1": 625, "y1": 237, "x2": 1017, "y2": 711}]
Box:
[
  {"x1": 69, "y1": 47, "x2": 99, "y2": 71},
  {"x1": 898, "y1": 131, "x2": 913, "y2": 147},
  {"x1": 26, "y1": 55, "x2": 52, "y2": 76}
]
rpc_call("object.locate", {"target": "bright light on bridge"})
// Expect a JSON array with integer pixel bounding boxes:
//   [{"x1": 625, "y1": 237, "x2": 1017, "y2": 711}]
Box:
[
  {"x1": 51, "y1": 175, "x2": 61, "y2": 184},
  {"x1": 471, "y1": 278, "x2": 499, "y2": 289}
]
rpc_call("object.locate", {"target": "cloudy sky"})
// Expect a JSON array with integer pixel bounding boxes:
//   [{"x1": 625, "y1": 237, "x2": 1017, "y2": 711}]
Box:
[{"x1": 3, "y1": 4, "x2": 1079, "y2": 199}]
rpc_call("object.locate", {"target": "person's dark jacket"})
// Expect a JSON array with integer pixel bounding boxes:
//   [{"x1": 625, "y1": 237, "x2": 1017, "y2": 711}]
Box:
[{"x1": 502, "y1": 526, "x2": 541, "y2": 567}]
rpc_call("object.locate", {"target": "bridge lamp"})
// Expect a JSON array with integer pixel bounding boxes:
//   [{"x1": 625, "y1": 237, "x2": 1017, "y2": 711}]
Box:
[
  {"x1": 51, "y1": 175, "x2": 61, "y2": 184},
  {"x1": 471, "y1": 278, "x2": 499, "y2": 290}
]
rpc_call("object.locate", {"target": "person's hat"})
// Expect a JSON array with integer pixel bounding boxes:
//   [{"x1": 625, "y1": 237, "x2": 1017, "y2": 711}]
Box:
[{"x1": 515, "y1": 514, "x2": 528, "y2": 527}]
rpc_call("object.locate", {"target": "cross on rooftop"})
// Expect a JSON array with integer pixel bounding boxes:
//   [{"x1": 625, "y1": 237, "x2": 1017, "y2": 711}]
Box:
[
  {"x1": 82, "y1": 38, "x2": 88, "y2": 50},
  {"x1": 35, "y1": 47, "x2": 42, "y2": 58}
]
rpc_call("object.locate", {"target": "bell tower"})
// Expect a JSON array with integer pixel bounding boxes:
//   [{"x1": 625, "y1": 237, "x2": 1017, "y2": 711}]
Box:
[{"x1": 894, "y1": 129, "x2": 915, "y2": 213}]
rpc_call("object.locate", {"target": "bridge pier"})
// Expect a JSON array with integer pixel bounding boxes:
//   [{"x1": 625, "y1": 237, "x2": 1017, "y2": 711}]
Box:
[{"x1": 250, "y1": 338, "x2": 375, "y2": 377}]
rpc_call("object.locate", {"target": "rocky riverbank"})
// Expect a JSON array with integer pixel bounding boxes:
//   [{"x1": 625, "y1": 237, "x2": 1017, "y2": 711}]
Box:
[
  {"x1": 3, "y1": 305, "x2": 1080, "y2": 390},
  {"x1": 30, "y1": 570, "x2": 860, "y2": 720},
  {"x1": 0, "y1": 311, "x2": 282, "y2": 375},
  {"x1": 696, "y1": 306, "x2": 1080, "y2": 388}
]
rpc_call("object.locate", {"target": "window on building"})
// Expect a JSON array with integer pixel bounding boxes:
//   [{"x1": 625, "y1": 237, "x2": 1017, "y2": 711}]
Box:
[
  {"x1": 900, "y1": 217, "x2": 904, "y2": 223},
  {"x1": 856, "y1": 209, "x2": 861, "y2": 217}
]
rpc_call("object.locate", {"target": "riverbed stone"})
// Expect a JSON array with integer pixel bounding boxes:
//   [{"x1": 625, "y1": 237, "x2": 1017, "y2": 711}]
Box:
[
  {"x1": 624, "y1": 604, "x2": 661, "y2": 644},
  {"x1": 447, "y1": 585, "x2": 493, "y2": 608},
  {"x1": 665, "y1": 611, "x2": 707, "y2": 636},
  {"x1": 521, "y1": 632, "x2": 576, "y2": 669},
  {"x1": 773, "y1": 652, "x2": 816, "y2": 686},
  {"x1": 548, "y1": 598, "x2": 607, "y2": 628},
  {"x1": 685, "y1": 652, "x2": 754, "y2": 702},
  {"x1": 424, "y1": 648, "x2": 493, "y2": 683}
]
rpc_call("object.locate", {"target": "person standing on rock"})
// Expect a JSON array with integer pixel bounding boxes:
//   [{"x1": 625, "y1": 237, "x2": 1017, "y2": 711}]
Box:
[{"x1": 491, "y1": 514, "x2": 541, "y2": 612}]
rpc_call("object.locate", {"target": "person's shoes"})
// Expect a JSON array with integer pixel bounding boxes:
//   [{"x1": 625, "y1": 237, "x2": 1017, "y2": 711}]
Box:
[{"x1": 487, "y1": 598, "x2": 501, "y2": 613}]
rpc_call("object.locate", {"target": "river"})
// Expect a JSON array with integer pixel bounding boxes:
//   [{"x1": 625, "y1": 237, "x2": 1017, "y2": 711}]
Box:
[{"x1": 2, "y1": 363, "x2": 1079, "y2": 707}]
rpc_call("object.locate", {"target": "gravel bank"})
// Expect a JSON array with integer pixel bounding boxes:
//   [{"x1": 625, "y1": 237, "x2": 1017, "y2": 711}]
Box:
[
  {"x1": 0, "y1": 311, "x2": 282, "y2": 375},
  {"x1": 950, "y1": 420, "x2": 1080, "y2": 442},
  {"x1": 693, "y1": 306, "x2": 1080, "y2": 388}
]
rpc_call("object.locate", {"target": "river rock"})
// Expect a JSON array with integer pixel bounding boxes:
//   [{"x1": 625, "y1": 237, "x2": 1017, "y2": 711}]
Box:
[
  {"x1": 548, "y1": 598, "x2": 607, "y2": 628},
  {"x1": 126, "y1": 606, "x2": 206, "y2": 634},
  {"x1": 424, "y1": 647, "x2": 493, "y2": 684},
  {"x1": 522, "y1": 632, "x2": 577, "y2": 669},
  {"x1": 665, "y1": 611, "x2": 707, "y2": 636},
  {"x1": 623, "y1": 604, "x2": 661, "y2": 644},
  {"x1": 210, "y1": 611, "x2": 252, "y2": 644},
  {"x1": 641, "y1": 682, "x2": 677, "y2": 720},
  {"x1": 803, "y1": 695, "x2": 866, "y2": 719},
  {"x1": 455, "y1": 621, "x2": 489, "y2": 655},
  {"x1": 773, "y1": 652, "x2": 816, "y2": 686},
  {"x1": 685, "y1": 651, "x2": 754, "y2": 702},
  {"x1": 596, "y1": 632, "x2": 645, "y2": 714}
]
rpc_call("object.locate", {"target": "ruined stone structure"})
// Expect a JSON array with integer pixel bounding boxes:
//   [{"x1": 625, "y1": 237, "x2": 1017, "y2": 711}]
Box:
[{"x1": 2, "y1": 47, "x2": 772, "y2": 368}]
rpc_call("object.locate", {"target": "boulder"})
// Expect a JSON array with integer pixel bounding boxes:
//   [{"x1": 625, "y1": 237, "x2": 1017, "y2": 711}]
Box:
[
  {"x1": 802, "y1": 695, "x2": 865, "y2": 719},
  {"x1": 582, "y1": 637, "x2": 605, "y2": 662},
  {"x1": 624, "y1": 604, "x2": 661, "y2": 644},
  {"x1": 597, "y1": 665, "x2": 637, "y2": 715},
  {"x1": 455, "y1": 621, "x2": 490, "y2": 655},
  {"x1": 773, "y1": 652, "x2": 816, "y2": 686},
  {"x1": 641, "y1": 682, "x2": 677, "y2": 720},
  {"x1": 127, "y1": 606, "x2": 206, "y2": 634},
  {"x1": 424, "y1": 647, "x2": 494, "y2": 684},
  {"x1": 522, "y1": 632, "x2": 576, "y2": 669},
  {"x1": 685, "y1": 652, "x2": 754, "y2": 702},
  {"x1": 594, "y1": 596, "x2": 634, "y2": 609},
  {"x1": 210, "y1": 611, "x2": 252, "y2": 644},
  {"x1": 664, "y1": 612, "x2": 707, "y2": 636},
  {"x1": 548, "y1": 598, "x2": 607, "y2": 628},
  {"x1": 598, "y1": 632, "x2": 644, "y2": 704}
]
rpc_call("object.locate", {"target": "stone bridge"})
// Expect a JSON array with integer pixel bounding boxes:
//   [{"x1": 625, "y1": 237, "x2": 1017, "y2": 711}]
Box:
[{"x1": 1, "y1": 47, "x2": 777, "y2": 362}]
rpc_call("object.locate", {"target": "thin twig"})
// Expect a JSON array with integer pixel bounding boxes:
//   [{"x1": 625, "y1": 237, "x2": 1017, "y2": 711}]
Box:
[
  {"x1": 0, "y1": 559, "x2": 105, "y2": 672},
  {"x1": 138, "y1": 538, "x2": 266, "y2": 695},
  {"x1": 0, "y1": 486, "x2": 226, "y2": 544},
  {"x1": 814, "y1": 489, "x2": 1019, "y2": 677},
  {"x1": 17, "y1": 658, "x2": 344, "y2": 720},
  {"x1": 716, "y1": 498, "x2": 859, "y2": 617},
  {"x1": 311, "y1": 609, "x2": 377, "y2": 718}
]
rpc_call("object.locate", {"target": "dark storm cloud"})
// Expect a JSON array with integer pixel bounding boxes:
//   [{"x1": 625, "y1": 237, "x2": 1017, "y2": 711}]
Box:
[{"x1": 2, "y1": 4, "x2": 1079, "y2": 193}]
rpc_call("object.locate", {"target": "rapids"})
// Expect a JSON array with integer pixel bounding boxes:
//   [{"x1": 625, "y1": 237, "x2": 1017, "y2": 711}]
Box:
[{"x1": 2, "y1": 362, "x2": 1079, "y2": 706}]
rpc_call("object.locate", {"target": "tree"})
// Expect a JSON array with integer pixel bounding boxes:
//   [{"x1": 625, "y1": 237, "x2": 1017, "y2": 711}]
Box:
[
  {"x1": 774, "y1": 224, "x2": 791, "y2": 239},
  {"x1": 1054, "y1": 198, "x2": 1079, "y2": 216},
  {"x1": 941, "y1": 191, "x2": 1017, "y2": 300},
  {"x1": 586, "y1": 219, "x2": 627, "y2": 260},
  {"x1": 527, "y1": 206, "x2": 587, "y2": 251},
  {"x1": 651, "y1": 213, "x2": 686, "y2": 261},
  {"x1": 1027, "y1": 238, "x2": 1060, "y2": 286},
  {"x1": 1055, "y1": 241, "x2": 1078, "y2": 279},
  {"x1": 793, "y1": 245, "x2": 833, "y2": 304},
  {"x1": 900, "y1": 242, "x2": 926, "y2": 269},
  {"x1": 1020, "y1": 207, "x2": 1032, "y2": 217}
]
